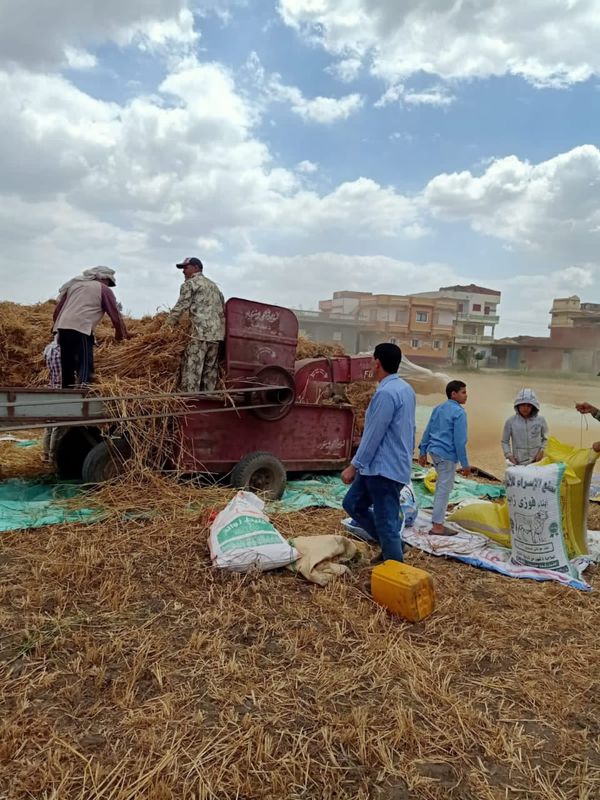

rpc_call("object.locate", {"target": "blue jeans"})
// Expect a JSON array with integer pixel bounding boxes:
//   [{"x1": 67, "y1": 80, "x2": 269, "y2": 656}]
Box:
[
  {"x1": 343, "y1": 473, "x2": 404, "y2": 562},
  {"x1": 431, "y1": 454, "x2": 457, "y2": 525}
]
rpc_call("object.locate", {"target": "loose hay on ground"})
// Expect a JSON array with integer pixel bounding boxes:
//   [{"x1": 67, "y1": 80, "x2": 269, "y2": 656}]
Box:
[
  {"x1": 0, "y1": 434, "x2": 52, "y2": 481},
  {"x1": 1, "y1": 486, "x2": 599, "y2": 800}
]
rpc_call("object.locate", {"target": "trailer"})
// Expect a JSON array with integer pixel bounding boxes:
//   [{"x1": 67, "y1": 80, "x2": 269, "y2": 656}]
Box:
[{"x1": 0, "y1": 299, "x2": 375, "y2": 498}]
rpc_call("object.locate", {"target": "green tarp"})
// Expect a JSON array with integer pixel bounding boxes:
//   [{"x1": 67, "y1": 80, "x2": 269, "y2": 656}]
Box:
[
  {"x1": 0, "y1": 479, "x2": 96, "y2": 532},
  {"x1": 270, "y1": 468, "x2": 505, "y2": 513},
  {"x1": 0, "y1": 429, "x2": 505, "y2": 532}
]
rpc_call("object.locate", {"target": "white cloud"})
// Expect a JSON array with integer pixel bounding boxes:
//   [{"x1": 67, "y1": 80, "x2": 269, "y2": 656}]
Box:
[
  {"x1": 279, "y1": 86, "x2": 364, "y2": 122},
  {"x1": 0, "y1": 0, "x2": 193, "y2": 68},
  {"x1": 274, "y1": 177, "x2": 424, "y2": 239},
  {"x1": 1, "y1": 2, "x2": 598, "y2": 341},
  {"x1": 296, "y1": 160, "x2": 318, "y2": 173},
  {"x1": 404, "y1": 87, "x2": 455, "y2": 107},
  {"x1": 0, "y1": 56, "x2": 423, "y2": 311},
  {"x1": 279, "y1": 0, "x2": 600, "y2": 88},
  {"x1": 423, "y1": 145, "x2": 600, "y2": 262},
  {"x1": 64, "y1": 47, "x2": 98, "y2": 70},
  {"x1": 495, "y1": 265, "x2": 599, "y2": 337},
  {"x1": 243, "y1": 52, "x2": 364, "y2": 123},
  {"x1": 0, "y1": 1, "x2": 244, "y2": 70},
  {"x1": 375, "y1": 83, "x2": 455, "y2": 108},
  {"x1": 127, "y1": 8, "x2": 198, "y2": 54},
  {"x1": 327, "y1": 56, "x2": 363, "y2": 82},
  {"x1": 228, "y1": 251, "x2": 459, "y2": 309}
]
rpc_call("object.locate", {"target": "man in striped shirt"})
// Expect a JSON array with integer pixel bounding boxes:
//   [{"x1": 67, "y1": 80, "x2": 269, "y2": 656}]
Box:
[{"x1": 42, "y1": 337, "x2": 62, "y2": 461}]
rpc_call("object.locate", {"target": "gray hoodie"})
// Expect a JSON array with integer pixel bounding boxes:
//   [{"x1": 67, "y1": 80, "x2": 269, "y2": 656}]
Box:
[{"x1": 501, "y1": 388, "x2": 549, "y2": 465}]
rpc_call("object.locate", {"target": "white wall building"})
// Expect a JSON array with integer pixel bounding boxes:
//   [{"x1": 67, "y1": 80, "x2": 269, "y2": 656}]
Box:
[{"x1": 414, "y1": 283, "x2": 501, "y2": 363}]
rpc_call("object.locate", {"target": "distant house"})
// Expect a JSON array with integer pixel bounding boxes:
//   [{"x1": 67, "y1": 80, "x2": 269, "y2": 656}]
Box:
[
  {"x1": 293, "y1": 290, "x2": 457, "y2": 365},
  {"x1": 414, "y1": 284, "x2": 501, "y2": 363},
  {"x1": 490, "y1": 296, "x2": 600, "y2": 373}
]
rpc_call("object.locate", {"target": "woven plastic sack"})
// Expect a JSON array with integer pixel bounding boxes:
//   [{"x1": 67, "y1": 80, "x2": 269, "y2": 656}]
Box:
[
  {"x1": 209, "y1": 491, "x2": 298, "y2": 572},
  {"x1": 400, "y1": 482, "x2": 418, "y2": 528},
  {"x1": 447, "y1": 500, "x2": 511, "y2": 548},
  {"x1": 506, "y1": 463, "x2": 576, "y2": 578},
  {"x1": 538, "y1": 437, "x2": 599, "y2": 557},
  {"x1": 343, "y1": 481, "x2": 419, "y2": 541}
]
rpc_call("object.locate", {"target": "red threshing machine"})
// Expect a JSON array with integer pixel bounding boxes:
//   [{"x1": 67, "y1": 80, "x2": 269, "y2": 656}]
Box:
[{"x1": 0, "y1": 299, "x2": 375, "y2": 497}]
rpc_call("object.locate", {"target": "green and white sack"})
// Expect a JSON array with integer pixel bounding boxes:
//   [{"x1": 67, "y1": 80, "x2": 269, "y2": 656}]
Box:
[
  {"x1": 506, "y1": 463, "x2": 576, "y2": 578},
  {"x1": 209, "y1": 491, "x2": 298, "y2": 572}
]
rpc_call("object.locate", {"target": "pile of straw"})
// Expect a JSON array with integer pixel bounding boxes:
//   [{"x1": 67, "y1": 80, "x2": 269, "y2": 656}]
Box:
[
  {"x1": 0, "y1": 303, "x2": 346, "y2": 389},
  {"x1": 94, "y1": 314, "x2": 191, "y2": 389},
  {"x1": 296, "y1": 336, "x2": 346, "y2": 360},
  {"x1": 0, "y1": 434, "x2": 52, "y2": 481},
  {"x1": 0, "y1": 301, "x2": 56, "y2": 386},
  {"x1": 90, "y1": 376, "x2": 192, "y2": 475},
  {"x1": 345, "y1": 381, "x2": 375, "y2": 435},
  {"x1": 1, "y1": 484, "x2": 599, "y2": 799}
]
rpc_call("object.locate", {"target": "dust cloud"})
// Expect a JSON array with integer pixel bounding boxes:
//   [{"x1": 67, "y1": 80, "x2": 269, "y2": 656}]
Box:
[{"x1": 416, "y1": 371, "x2": 600, "y2": 477}]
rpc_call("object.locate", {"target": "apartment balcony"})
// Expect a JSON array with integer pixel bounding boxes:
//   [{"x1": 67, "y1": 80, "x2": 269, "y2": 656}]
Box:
[
  {"x1": 456, "y1": 312, "x2": 500, "y2": 324},
  {"x1": 455, "y1": 333, "x2": 495, "y2": 345},
  {"x1": 293, "y1": 309, "x2": 358, "y2": 323},
  {"x1": 359, "y1": 320, "x2": 410, "y2": 332}
]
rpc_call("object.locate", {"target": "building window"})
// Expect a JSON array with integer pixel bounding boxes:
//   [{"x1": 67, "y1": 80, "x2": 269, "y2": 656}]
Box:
[
  {"x1": 472, "y1": 304, "x2": 482, "y2": 312},
  {"x1": 332, "y1": 331, "x2": 342, "y2": 342},
  {"x1": 389, "y1": 337, "x2": 398, "y2": 345},
  {"x1": 484, "y1": 306, "x2": 491, "y2": 315},
  {"x1": 457, "y1": 303, "x2": 464, "y2": 313},
  {"x1": 411, "y1": 339, "x2": 420, "y2": 348},
  {"x1": 416, "y1": 311, "x2": 428, "y2": 322},
  {"x1": 448, "y1": 341, "x2": 452, "y2": 348},
  {"x1": 433, "y1": 340, "x2": 441, "y2": 350}
]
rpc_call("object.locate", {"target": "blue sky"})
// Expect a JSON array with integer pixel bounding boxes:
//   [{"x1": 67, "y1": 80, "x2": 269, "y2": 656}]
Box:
[{"x1": 1, "y1": 0, "x2": 599, "y2": 336}]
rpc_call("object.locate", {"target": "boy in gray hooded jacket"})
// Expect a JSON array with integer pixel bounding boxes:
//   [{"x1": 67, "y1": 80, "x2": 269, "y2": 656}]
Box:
[{"x1": 501, "y1": 388, "x2": 549, "y2": 465}]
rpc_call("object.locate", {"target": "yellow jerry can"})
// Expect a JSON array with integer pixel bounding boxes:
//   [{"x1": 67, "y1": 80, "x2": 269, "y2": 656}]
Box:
[{"x1": 371, "y1": 560, "x2": 435, "y2": 623}]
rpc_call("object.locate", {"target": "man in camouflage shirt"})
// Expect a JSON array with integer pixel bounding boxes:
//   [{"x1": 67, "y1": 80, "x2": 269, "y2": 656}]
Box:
[{"x1": 166, "y1": 257, "x2": 226, "y2": 392}]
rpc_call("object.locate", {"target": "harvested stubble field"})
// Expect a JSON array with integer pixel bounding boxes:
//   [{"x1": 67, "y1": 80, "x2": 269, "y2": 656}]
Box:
[
  {"x1": 1, "y1": 471, "x2": 600, "y2": 800},
  {"x1": 2, "y1": 301, "x2": 600, "y2": 798}
]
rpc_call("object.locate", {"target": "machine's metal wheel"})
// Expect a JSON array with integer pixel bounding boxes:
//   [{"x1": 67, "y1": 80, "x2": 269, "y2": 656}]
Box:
[
  {"x1": 250, "y1": 366, "x2": 296, "y2": 422},
  {"x1": 230, "y1": 451, "x2": 287, "y2": 500},
  {"x1": 54, "y1": 426, "x2": 102, "y2": 480},
  {"x1": 81, "y1": 439, "x2": 131, "y2": 483}
]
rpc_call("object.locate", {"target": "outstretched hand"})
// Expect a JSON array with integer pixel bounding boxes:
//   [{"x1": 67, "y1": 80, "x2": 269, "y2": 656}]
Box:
[{"x1": 576, "y1": 401, "x2": 598, "y2": 415}]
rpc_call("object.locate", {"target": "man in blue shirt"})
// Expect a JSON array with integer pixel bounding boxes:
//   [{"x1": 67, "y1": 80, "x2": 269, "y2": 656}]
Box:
[
  {"x1": 418, "y1": 380, "x2": 471, "y2": 536},
  {"x1": 342, "y1": 343, "x2": 416, "y2": 563}
]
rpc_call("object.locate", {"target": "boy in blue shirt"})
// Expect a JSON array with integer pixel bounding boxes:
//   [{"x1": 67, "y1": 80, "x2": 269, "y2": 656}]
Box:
[{"x1": 418, "y1": 380, "x2": 471, "y2": 536}]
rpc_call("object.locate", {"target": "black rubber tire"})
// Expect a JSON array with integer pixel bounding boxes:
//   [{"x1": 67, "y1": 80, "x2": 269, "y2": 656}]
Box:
[
  {"x1": 81, "y1": 439, "x2": 131, "y2": 483},
  {"x1": 230, "y1": 451, "x2": 287, "y2": 500},
  {"x1": 54, "y1": 426, "x2": 102, "y2": 480}
]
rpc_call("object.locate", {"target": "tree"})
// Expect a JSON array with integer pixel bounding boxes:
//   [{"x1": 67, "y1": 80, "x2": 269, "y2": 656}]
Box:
[
  {"x1": 456, "y1": 345, "x2": 475, "y2": 367},
  {"x1": 474, "y1": 351, "x2": 486, "y2": 369}
]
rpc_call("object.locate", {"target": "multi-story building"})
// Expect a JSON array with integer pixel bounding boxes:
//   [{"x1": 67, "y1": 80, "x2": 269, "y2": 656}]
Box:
[
  {"x1": 353, "y1": 293, "x2": 456, "y2": 363},
  {"x1": 294, "y1": 290, "x2": 457, "y2": 364},
  {"x1": 414, "y1": 283, "x2": 501, "y2": 362},
  {"x1": 550, "y1": 296, "x2": 600, "y2": 331},
  {"x1": 491, "y1": 295, "x2": 600, "y2": 373}
]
